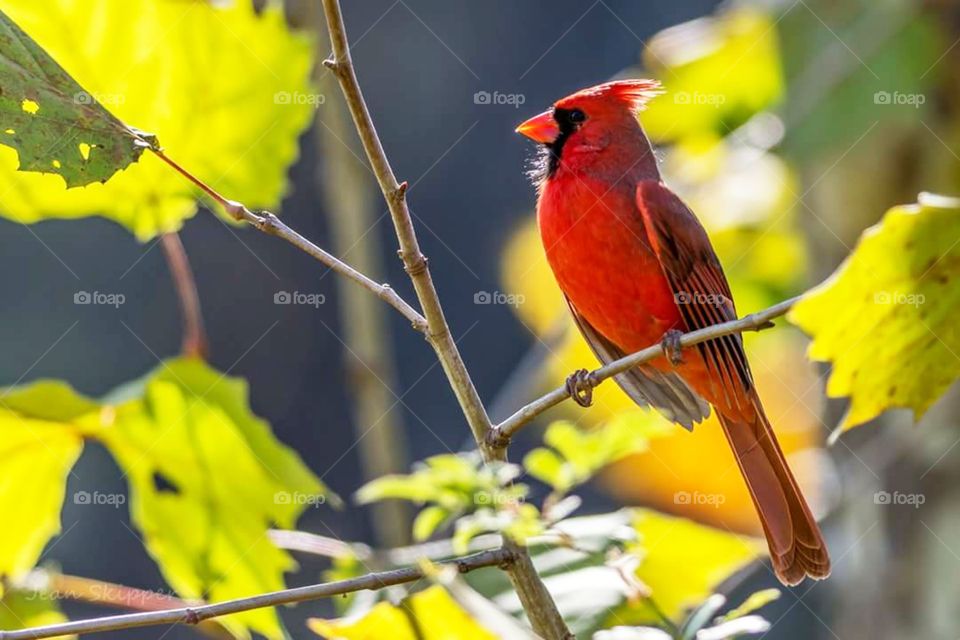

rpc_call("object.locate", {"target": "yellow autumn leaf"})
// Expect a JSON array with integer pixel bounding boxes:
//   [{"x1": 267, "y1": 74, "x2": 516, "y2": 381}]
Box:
[
  {"x1": 308, "y1": 585, "x2": 497, "y2": 640},
  {"x1": 639, "y1": 7, "x2": 784, "y2": 143},
  {"x1": 0, "y1": 381, "x2": 92, "y2": 582},
  {"x1": 789, "y1": 192, "x2": 960, "y2": 434},
  {"x1": 0, "y1": 0, "x2": 314, "y2": 239},
  {"x1": 610, "y1": 509, "x2": 763, "y2": 625}
]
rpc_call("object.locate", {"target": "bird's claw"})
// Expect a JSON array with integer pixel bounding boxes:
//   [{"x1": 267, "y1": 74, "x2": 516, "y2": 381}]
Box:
[
  {"x1": 565, "y1": 368, "x2": 595, "y2": 407},
  {"x1": 661, "y1": 329, "x2": 684, "y2": 366}
]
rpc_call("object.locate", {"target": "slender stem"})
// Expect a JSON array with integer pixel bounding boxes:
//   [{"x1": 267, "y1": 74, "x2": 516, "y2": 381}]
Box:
[
  {"x1": 151, "y1": 148, "x2": 428, "y2": 333},
  {"x1": 489, "y1": 297, "x2": 798, "y2": 447},
  {"x1": 0, "y1": 550, "x2": 513, "y2": 640},
  {"x1": 7, "y1": 571, "x2": 231, "y2": 639},
  {"x1": 160, "y1": 233, "x2": 208, "y2": 359},
  {"x1": 319, "y1": 2, "x2": 571, "y2": 637}
]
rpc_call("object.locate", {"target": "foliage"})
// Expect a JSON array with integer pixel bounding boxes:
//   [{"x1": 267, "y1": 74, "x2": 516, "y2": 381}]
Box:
[
  {"x1": 308, "y1": 585, "x2": 498, "y2": 640},
  {"x1": 0, "y1": 9, "x2": 155, "y2": 187},
  {"x1": 0, "y1": 590, "x2": 73, "y2": 639},
  {"x1": 791, "y1": 192, "x2": 960, "y2": 434},
  {"x1": 0, "y1": 360, "x2": 331, "y2": 640},
  {"x1": 0, "y1": 0, "x2": 314, "y2": 239},
  {"x1": 523, "y1": 415, "x2": 672, "y2": 495}
]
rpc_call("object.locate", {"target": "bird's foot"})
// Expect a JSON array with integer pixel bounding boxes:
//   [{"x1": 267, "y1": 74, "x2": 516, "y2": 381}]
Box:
[
  {"x1": 661, "y1": 329, "x2": 684, "y2": 366},
  {"x1": 565, "y1": 368, "x2": 595, "y2": 407}
]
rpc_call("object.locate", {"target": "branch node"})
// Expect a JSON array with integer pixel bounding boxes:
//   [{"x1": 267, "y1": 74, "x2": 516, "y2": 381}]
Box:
[
  {"x1": 223, "y1": 199, "x2": 246, "y2": 221},
  {"x1": 256, "y1": 210, "x2": 282, "y2": 235},
  {"x1": 183, "y1": 609, "x2": 200, "y2": 625},
  {"x1": 323, "y1": 58, "x2": 343, "y2": 75},
  {"x1": 403, "y1": 253, "x2": 429, "y2": 278},
  {"x1": 392, "y1": 181, "x2": 408, "y2": 204},
  {"x1": 485, "y1": 427, "x2": 510, "y2": 450}
]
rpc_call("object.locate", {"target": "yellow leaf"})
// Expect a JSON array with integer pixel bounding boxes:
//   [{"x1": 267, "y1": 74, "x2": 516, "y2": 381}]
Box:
[
  {"x1": 640, "y1": 7, "x2": 784, "y2": 143},
  {"x1": 308, "y1": 585, "x2": 497, "y2": 640},
  {"x1": 0, "y1": 0, "x2": 314, "y2": 239},
  {"x1": 0, "y1": 590, "x2": 74, "y2": 639},
  {"x1": 0, "y1": 381, "x2": 91, "y2": 580},
  {"x1": 789, "y1": 193, "x2": 960, "y2": 433},
  {"x1": 100, "y1": 358, "x2": 330, "y2": 640},
  {"x1": 610, "y1": 509, "x2": 762, "y2": 625}
]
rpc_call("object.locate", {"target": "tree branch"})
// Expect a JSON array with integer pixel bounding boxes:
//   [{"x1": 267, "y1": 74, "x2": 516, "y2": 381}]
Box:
[
  {"x1": 319, "y1": 2, "x2": 571, "y2": 637},
  {"x1": 488, "y1": 296, "x2": 799, "y2": 448},
  {"x1": 160, "y1": 233, "x2": 208, "y2": 359},
  {"x1": 151, "y1": 148, "x2": 428, "y2": 334},
  {"x1": 0, "y1": 549, "x2": 513, "y2": 640}
]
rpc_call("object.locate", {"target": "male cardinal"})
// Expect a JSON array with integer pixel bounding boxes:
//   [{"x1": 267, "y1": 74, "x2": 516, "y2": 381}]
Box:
[{"x1": 516, "y1": 80, "x2": 830, "y2": 586}]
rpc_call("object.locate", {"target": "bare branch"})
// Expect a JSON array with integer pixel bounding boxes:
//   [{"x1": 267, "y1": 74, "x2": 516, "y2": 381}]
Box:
[
  {"x1": 0, "y1": 549, "x2": 513, "y2": 640},
  {"x1": 319, "y1": 2, "x2": 572, "y2": 637},
  {"x1": 160, "y1": 233, "x2": 208, "y2": 359},
  {"x1": 489, "y1": 297, "x2": 798, "y2": 448},
  {"x1": 151, "y1": 148, "x2": 428, "y2": 333}
]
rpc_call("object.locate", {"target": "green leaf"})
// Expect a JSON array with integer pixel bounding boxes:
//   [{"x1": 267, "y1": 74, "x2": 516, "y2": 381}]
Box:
[
  {"x1": 720, "y1": 588, "x2": 780, "y2": 622},
  {"x1": 0, "y1": 9, "x2": 154, "y2": 187},
  {"x1": 524, "y1": 415, "x2": 670, "y2": 494},
  {"x1": 413, "y1": 505, "x2": 451, "y2": 542},
  {"x1": 308, "y1": 585, "x2": 498, "y2": 640},
  {"x1": 0, "y1": 590, "x2": 74, "y2": 638},
  {"x1": 0, "y1": 0, "x2": 314, "y2": 239},
  {"x1": 0, "y1": 381, "x2": 90, "y2": 580},
  {"x1": 640, "y1": 7, "x2": 784, "y2": 142},
  {"x1": 789, "y1": 193, "x2": 960, "y2": 434},
  {"x1": 99, "y1": 357, "x2": 331, "y2": 640}
]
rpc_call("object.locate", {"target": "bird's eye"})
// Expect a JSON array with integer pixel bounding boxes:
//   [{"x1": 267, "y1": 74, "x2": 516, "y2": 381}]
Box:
[{"x1": 568, "y1": 109, "x2": 586, "y2": 123}]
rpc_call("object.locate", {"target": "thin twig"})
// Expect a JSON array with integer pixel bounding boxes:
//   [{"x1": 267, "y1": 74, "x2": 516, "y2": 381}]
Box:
[
  {"x1": 0, "y1": 549, "x2": 513, "y2": 640},
  {"x1": 319, "y1": 2, "x2": 572, "y2": 637},
  {"x1": 160, "y1": 233, "x2": 208, "y2": 359},
  {"x1": 488, "y1": 297, "x2": 798, "y2": 448},
  {"x1": 6, "y1": 570, "x2": 232, "y2": 639},
  {"x1": 151, "y1": 148, "x2": 428, "y2": 333}
]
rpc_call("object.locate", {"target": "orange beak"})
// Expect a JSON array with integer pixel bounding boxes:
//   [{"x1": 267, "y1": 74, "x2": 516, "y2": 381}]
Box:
[{"x1": 515, "y1": 109, "x2": 559, "y2": 144}]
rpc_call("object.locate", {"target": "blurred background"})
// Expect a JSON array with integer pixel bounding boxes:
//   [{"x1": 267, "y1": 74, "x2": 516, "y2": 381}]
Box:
[{"x1": 1, "y1": 0, "x2": 959, "y2": 638}]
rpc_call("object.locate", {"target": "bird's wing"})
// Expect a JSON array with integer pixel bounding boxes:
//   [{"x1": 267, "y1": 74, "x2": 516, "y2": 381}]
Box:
[
  {"x1": 565, "y1": 297, "x2": 710, "y2": 430},
  {"x1": 635, "y1": 180, "x2": 754, "y2": 411}
]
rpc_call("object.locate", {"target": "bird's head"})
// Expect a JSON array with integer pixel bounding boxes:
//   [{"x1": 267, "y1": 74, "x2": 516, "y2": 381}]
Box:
[{"x1": 516, "y1": 79, "x2": 662, "y2": 180}]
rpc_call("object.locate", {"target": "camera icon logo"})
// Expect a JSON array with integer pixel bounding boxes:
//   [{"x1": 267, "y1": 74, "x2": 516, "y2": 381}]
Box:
[
  {"x1": 474, "y1": 91, "x2": 492, "y2": 105},
  {"x1": 673, "y1": 491, "x2": 691, "y2": 505},
  {"x1": 674, "y1": 91, "x2": 692, "y2": 105},
  {"x1": 74, "y1": 291, "x2": 92, "y2": 304},
  {"x1": 874, "y1": 91, "x2": 891, "y2": 105},
  {"x1": 74, "y1": 491, "x2": 91, "y2": 505},
  {"x1": 274, "y1": 291, "x2": 292, "y2": 304},
  {"x1": 74, "y1": 91, "x2": 94, "y2": 105},
  {"x1": 874, "y1": 490, "x2": 891, "y2": 505},
  {"x1": 474, "y1": 291, "x2": 492, "y2": 304},
  {"x1": 274, "y1": 91, "x2": 292, "y2": 105},
  {"x1": 274, "y1": 491, "x2": 292, "y2": 504}
]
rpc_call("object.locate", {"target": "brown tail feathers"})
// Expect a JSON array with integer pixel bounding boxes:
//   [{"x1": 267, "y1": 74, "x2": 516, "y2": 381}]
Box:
[{"x1": 717, "y1": 400, "x2": 831, "y2": 585}]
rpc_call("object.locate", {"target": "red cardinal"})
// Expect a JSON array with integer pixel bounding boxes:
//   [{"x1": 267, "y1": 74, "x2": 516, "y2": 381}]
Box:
[{"x1": 516, "y1": 80, "x2": 830, "y2": 586}]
